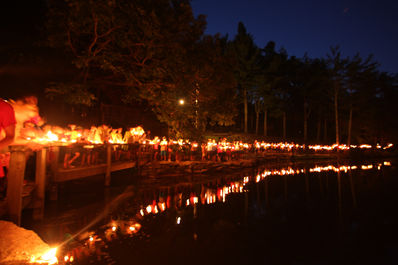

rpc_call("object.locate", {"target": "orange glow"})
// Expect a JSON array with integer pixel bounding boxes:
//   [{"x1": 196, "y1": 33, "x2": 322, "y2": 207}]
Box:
[{"x1": 30, "y1": 247, "x2": 58, "y2": 265}]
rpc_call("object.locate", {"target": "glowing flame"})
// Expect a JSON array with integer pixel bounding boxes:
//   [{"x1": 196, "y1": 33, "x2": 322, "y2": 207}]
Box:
[{"x1": 30, "y1": 247, "x2": 58, "y2": 264}]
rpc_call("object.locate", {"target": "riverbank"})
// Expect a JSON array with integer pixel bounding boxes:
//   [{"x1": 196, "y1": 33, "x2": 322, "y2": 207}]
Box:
[{"x1": 138, "y1": 150, "x2": 396, "y2": 176}]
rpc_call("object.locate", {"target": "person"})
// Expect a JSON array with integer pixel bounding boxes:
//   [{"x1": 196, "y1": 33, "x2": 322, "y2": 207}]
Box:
[
  {"x1": 0, "y1": 99, "x2": 17, "y2": 151},
  {"x1": 63, "y1": 125, "x2": 81, "y2": 168},
  {"x1": 160, "y1": 137, "x2": 168, "y2": 161},
  {"x1": 0, "y1": 99, "x2": 17, "y2": 198},
  {"x1": 9, "y1": 96, "x2": 43, "y2": 142}
]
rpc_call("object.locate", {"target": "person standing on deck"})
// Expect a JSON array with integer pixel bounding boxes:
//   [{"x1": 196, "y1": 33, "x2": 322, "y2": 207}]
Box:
[
  {"x1": 0, "y1": 99, "x2": 16, "y2": 150},
  {"x1": 0, "y1": 99, "x2": 17, "y2": 198},
  {"x1": 160, "y1": 137, "x2": 168, "y2": 161}
]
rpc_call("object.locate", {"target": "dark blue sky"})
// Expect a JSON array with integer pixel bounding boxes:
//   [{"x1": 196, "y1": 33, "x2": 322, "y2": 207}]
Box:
[{"x1": 191, "y1": 0, "x2": 398, "y2": 74}]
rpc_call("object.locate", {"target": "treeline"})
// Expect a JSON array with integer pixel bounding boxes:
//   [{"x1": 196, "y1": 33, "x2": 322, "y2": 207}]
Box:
[{"x1": 43, "y1": 0, "x2": 397, "y2": 144}]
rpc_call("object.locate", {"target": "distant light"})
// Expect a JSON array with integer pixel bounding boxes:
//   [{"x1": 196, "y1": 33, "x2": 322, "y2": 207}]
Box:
[
  {"x1": 179, "y1": 99, "x2": 185, "y2": 105},
  {"x1": 176, "y1": 217, "x2": 181, "y2": 224},
  {"x1": 112, "y1": 226, "x2": 117, "y2": 232}
]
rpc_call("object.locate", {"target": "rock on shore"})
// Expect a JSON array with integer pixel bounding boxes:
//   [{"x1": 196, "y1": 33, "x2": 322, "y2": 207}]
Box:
[{"x1": 0, "y1": 220, "x2": 52, "y2": 264}]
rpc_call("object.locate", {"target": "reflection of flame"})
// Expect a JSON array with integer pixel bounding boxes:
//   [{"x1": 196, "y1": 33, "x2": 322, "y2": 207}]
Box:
[
  {"x1": 30, "y1": 247, "x2": 58, "y2": 264},
  {"x1": 64, "y1": 160, "x2": 394, "y2": 264},
  {"x1": 361, "y1": 165, "x2": 373, "y2": 170}
]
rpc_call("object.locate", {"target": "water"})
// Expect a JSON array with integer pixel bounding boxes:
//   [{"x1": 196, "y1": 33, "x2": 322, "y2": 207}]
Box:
[{"x1": 24, "y1": 159, "x2": 398, "y2": 265}]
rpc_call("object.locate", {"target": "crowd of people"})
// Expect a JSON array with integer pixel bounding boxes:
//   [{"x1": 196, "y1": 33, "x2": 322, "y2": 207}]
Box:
[
  {"x1": 60, "y1": 135, "x2": 258, "y2": 169},
  {"x1": 27, "y1": 123, "x2": 291, "y2": 168},
  {"x1": 0, "y1": 96, "x2": 393, "y2": 198}
]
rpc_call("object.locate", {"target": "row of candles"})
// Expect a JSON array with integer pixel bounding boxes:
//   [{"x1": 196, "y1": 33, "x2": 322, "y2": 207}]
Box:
[
  {"x1": 30, "y1": 160, "x2": 392, "y2": 264},
  {"x1": 22, "y1": 124, "x2": 393, "y2": 152}
]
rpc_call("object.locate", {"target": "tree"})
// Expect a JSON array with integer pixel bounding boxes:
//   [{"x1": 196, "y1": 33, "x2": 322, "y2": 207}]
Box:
[
  {"x1": 374, "y1": 72, "x2": 398, "y2": 143},
  {"x1": 45, "y1": 0, "x2": 237, "y2": 136},
  {"x1": 272, "y1": 49, "x2": 291, "y2": 140},
  {"x1": 344, "y1": 54, "x2": 378, "y2": 145},
  {"x1": 326, "y1": 46, "x2": 349, "y2": 145},
  {"x1": 46, "y1": 0, "x2": 123, "y2": 106},
  {"x1": 254, "y1": 41, "x2": 280, "y2": 137},
  {"x1": 230, "y1": 22, "x2": 260, "y2": 133},
  {"x1": 291, "y1": 56, "x2": 330, "y2": 143}
]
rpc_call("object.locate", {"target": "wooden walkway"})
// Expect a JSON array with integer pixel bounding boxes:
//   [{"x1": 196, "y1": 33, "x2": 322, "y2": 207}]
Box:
[
  {"x1": 54, "y1": 161, "x2": 136, "y2": 182},
  {"x1": 1, "y1": 143, "x2": 335, "y2": 226},
  {"x1": 2, "y1": 144, "x2": 140, "y2": 226}
]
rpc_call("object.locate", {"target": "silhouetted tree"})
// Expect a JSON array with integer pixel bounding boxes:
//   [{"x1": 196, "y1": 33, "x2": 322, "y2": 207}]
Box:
[{"x1": 230, "y1": 22, "x2": 260, "y2": 133}]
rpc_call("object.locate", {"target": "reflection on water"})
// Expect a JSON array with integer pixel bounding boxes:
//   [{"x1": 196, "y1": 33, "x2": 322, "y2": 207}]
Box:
[{"x1": 26, "y1": 160, "x2": 398, "y2": 265}]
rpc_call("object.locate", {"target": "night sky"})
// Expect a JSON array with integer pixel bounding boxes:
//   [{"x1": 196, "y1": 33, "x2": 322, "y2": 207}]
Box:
[
  {"x1": 1, "y1": 1, "x2": 397, "y2": 73},
  {"x1": 191, "y1": 0, "x2": 398, "y2": 74}
]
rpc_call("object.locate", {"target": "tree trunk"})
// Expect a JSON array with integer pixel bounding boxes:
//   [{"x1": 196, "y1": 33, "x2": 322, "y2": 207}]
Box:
[
  {"x1": 255, "y1": 110, "x2": 259, "y2": 135},
  {"x1": 283, "y1": 111, "x2": 286, "y2": 139},
  {"x1": 303, "y1": 102, "x2": 308, "y2": 143},
  {"x1": 334, "y1": 81, "x2": 340, "y2": 145},
  {"x1": 263, "y1": 109, "x2": 268, "y2": 137},
  {"x1": 243, "y1": 87, "x2": 248, "y2": 133},
  {"x1": 316, "y1": 110, "x2": 321, "y2": 142},
  {"x1": 347, "y1": 106, "x2": 353, "y2": 146},
  {"x1": 100, "y1": 103, "x2": 105, "y2": 124},
  {"x1": 250, "y1": 112, "x2": 254, "y2": 132}
]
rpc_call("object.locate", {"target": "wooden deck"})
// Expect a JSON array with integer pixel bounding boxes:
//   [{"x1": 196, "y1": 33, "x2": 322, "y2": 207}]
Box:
[
  {"x1": 54, "y1": 161, "x2": 136, "y2": 182},
  {"x1": 3, "y1": 144, "x2": 140, "y2": 225},
  {"x1": 1, "y1": 143, "x2": 341, "y2": 226}
]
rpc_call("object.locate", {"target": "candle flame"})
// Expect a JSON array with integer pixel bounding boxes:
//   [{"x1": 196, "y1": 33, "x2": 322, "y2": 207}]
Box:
[{"x1": 30, "y1": 247, "x2": 58, "y2": 264}]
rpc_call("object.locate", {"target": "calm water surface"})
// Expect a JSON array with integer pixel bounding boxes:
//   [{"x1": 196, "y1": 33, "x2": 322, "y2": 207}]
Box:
[{"x1": 24, "y1": 159, "x2": 398, "y2": 265}]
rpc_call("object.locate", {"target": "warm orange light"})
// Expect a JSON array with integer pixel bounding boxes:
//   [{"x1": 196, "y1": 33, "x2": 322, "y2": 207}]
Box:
[{"x1": 30, "y1": 247, "x2": 58, "y2": 264}]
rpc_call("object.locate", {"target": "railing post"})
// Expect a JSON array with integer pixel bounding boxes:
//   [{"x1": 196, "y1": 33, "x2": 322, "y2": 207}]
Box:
[
  {"x1": 105, "y1": 144, "x2": 112, "y2": 186},
  {"x1": 49, "y1": 146, "x2": 59, "y2": 176},
  {"x1": 6, "y1": 145, "x2": 27, "y2": 226},
  {"x1": 49, "y1": 146, "x2": 59, "y2": 201},
  {"x1": 33, "y1": 147, "x2": 47, "y2": 220}
]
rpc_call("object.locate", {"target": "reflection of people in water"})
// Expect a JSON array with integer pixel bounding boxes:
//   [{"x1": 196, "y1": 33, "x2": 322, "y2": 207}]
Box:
[{"x1": 201, "y1": 184, "x2": 206, "y2": 204}]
